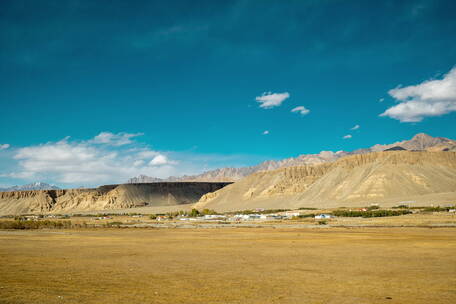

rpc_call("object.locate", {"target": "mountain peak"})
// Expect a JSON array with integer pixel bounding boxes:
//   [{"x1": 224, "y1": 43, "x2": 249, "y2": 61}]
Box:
[{"x1": 411, "y1": 133, "x2": 432, "y2": 140}]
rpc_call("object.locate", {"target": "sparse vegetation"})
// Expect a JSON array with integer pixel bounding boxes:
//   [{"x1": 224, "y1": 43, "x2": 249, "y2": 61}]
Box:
[
  {"x1": 0, "y1": 220, "x2": 72, "y2": 230},
  {"x1": 296, "y1": 213, "x2": 316, "y2": 218},
  {"x1": 105, "y1": 221, "x2": 124, "y2": 228},
  {"x1": 332, "y1": 209, "x2": 412, "y2": 218},
  {"x1": 226, "y1": 209, "x2": 290, "y2": 215},
  {"x1": 422, "y1": 206, "x2": 452, "y2": 212}
]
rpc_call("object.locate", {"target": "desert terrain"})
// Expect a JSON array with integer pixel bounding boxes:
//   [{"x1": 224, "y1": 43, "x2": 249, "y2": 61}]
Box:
[{"x1": 0, "y1": 227, "x2": 455, "y2": 304}]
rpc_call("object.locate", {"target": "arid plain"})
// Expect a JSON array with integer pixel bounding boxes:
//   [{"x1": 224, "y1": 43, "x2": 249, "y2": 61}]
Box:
[{"x1": 1, "y1": 227, "x2": 455, "y2": 304}]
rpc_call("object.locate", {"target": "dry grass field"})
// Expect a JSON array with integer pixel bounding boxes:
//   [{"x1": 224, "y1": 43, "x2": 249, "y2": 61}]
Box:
[{"x1": 0, "y1": 228, "x2": 455, "y2": 304}]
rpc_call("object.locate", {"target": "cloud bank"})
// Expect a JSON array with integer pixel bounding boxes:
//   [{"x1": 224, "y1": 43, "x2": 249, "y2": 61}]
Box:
[
  {"x1": 256, "y1": 92, "x2": 289, "y2": 109},
  {"x1": 8, "y1": 132, "x2": 177, "y2": 185},
  {"x1": 380, "y1": 67, "x2": 456, "y2": 122}
]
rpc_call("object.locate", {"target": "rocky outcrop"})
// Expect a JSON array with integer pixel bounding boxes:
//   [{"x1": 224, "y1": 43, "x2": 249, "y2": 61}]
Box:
[{"x1": 0, "y1": 182, "x2": 231, "y2": 215}]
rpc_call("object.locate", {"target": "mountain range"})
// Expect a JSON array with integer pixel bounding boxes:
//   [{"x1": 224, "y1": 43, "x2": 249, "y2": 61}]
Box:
[
  {"x1": 128, "y1": 133, "x2": 456, "y2": 183},
  {"x1": 0, "y1": 182, "x2": 60, "y2": 192},
  {"x1": 195, "y1": 151, "x2": 456, "y2": 211}
]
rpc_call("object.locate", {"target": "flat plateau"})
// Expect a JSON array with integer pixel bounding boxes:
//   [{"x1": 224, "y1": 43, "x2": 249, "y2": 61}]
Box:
[{"x1": 1, "y1": 227, "x2": 455, "y2": 304}]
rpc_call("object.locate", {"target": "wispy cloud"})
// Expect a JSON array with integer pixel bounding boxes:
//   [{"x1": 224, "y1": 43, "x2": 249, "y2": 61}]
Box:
[
  {"x1": 380, "y1": 67, "x2": 456, "y2": 122},
  {"x1": 262, "y1": 130, "x2": 270, "y2": 135},
  {"x1": 350, "y1": 124, "x2": 360, "y2": 130},
  {"x1": 343, "y1": 134, "x2": 352, "y2": 139},
  {"x1": 90, "y1": 132, "x2": 144, "y2": 146},
  {"x1": 0, "y1": 144, "x2": 10, "y2": 150},
  {"x1": 256, "y1": 92, "x2": 289, "y2": 109},
  {"x1": 291, "y1": 106, "x2": 310, "y2": 115}
]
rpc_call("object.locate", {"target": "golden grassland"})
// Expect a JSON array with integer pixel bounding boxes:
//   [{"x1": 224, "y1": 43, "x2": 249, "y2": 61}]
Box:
[{"x1": 0, "y1": 227, "x2": 455, "y2": 304}]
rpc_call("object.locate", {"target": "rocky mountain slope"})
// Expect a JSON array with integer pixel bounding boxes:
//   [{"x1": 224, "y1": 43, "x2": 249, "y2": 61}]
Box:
[
  {"x1": 0, "y1": 182, "x2": 60, "y2": 192},
  {"x1": 0, "y1": 182, "x2": 230, "y2": 215},
  {"x1": 194, "y1": 151, "x2": 456, "y2": 211},
  {"x1": 128, "y1": 133, "x2": 456, "y2": 183}
]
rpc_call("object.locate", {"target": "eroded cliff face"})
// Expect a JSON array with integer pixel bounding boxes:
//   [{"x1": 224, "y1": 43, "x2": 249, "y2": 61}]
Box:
[
  {"x1": 0, "y1": 182, "x2": 231, "y2": 215},
  {"x1": 195, "y1": 151, "x2": 456, "y2": 211}
]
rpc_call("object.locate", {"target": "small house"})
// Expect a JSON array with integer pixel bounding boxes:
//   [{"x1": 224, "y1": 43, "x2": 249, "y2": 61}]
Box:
[{"x1": 315, "y1": 214, "x2": 332, "y2": 219}]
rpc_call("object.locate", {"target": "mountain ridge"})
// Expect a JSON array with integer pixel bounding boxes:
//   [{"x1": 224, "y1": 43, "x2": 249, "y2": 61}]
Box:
[
  {"x1": 0, "y1": 182, "x2": 60, "y2": 192},
  {"x1": 194, "y1": 151, "x2": 456, "y2": 211},
  {"x1": 128, "y1": 133, "x2": 456, "y2": 183},
  {"x1": 0, "y1": 182, "x2": 231, "y2": 215}
]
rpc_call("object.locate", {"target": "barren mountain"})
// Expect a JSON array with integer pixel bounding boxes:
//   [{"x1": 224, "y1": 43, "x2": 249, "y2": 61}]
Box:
[
  {"x1": 0, "y1": 182, "x2": 230, "y2": 215},
  {"x1": 358, "y1": 133, "x2": 456, "y2": 153},
  {"x1": 127, "y1": 150, "x2": 348, "y2": 183},
  {"x1": 128, "y1": 133, "x2": 455, "y2": 183},
  {"x1": 194, "y1": 151, "x2": 456, "y2": 211}
]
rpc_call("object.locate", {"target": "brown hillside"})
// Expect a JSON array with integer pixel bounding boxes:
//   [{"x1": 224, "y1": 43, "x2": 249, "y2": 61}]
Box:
[
  {"x1": 194, "y1": 151, "x2": 456, "y2": 211},
  {"x1": 0, "y1": 182, "x2": 230, "y2": 215}
]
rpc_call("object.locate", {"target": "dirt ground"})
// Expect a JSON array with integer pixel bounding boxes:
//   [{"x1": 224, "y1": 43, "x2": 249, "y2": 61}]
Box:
[{"x1": 0, "y1": 228, "x2": 455, "y2": 304}]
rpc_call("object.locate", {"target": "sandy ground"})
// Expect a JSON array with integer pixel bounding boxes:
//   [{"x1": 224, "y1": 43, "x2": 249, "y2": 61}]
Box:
[{"x1": 0, "y1": 227, "x2": 455, "y2": 304}]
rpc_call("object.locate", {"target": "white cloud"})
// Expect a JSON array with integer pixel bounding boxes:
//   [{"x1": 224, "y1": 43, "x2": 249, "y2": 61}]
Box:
[
  {"x1": 10, "y1": 135, "x2": 177, "y2": 185},
  {"x1": 149, "y1": 154, "x2": 170, "y2": 166},
  {"x1": 1, "y1": 132, "x2": 269, "y2": 187},
  {"x1": 379, "y1": 98, "x2": 384, "y2": 102},
  {"x1": 0, "y1": 144, "x2": 10, "y2": 150},
  {"x1": 380, "y1": 67, "x2": 456, "y2": 122},
  {"x1": 291, "y1": 106, "x2": 310, "y2": 115},
  {"x1": 350, "y1": 124, "x2": 360, "y2": 130},
  {"x1": 262, "y1": 130, "x2": 269, "y2": 135},
  {"x1": 256, "y1": 92, "x2": 289, "y2": 109},
  {"x1": 343, "y1": 134, "x2": 352, "y2": 139},
  {"x1": 90, "y1": 132, "x2": 143, "y2": 146}
]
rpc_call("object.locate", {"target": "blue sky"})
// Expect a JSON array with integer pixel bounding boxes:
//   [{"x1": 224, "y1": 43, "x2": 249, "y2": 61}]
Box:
[{"x1": 0, "y1": 0, "x2": 455, "y2": 187}]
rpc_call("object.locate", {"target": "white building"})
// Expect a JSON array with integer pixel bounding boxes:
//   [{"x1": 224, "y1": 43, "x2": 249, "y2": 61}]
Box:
[{"x1": 315, "y1": 214, "x2": 332, "y2": 219}]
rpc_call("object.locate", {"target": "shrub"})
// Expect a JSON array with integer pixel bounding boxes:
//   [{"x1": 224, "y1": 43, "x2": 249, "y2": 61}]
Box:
[
  {"x1": 189, "y1": 209, "x2": 200, "y2": 217},
  {"x1": 297, "y1": 213, "x2": 316, "y2": 218},
  {"x1": 201, "y1": 209, "x2": 218, "y2": 215},
  {"x1": 318, "y1": 220, "x2": 328, "y2": 225}
]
